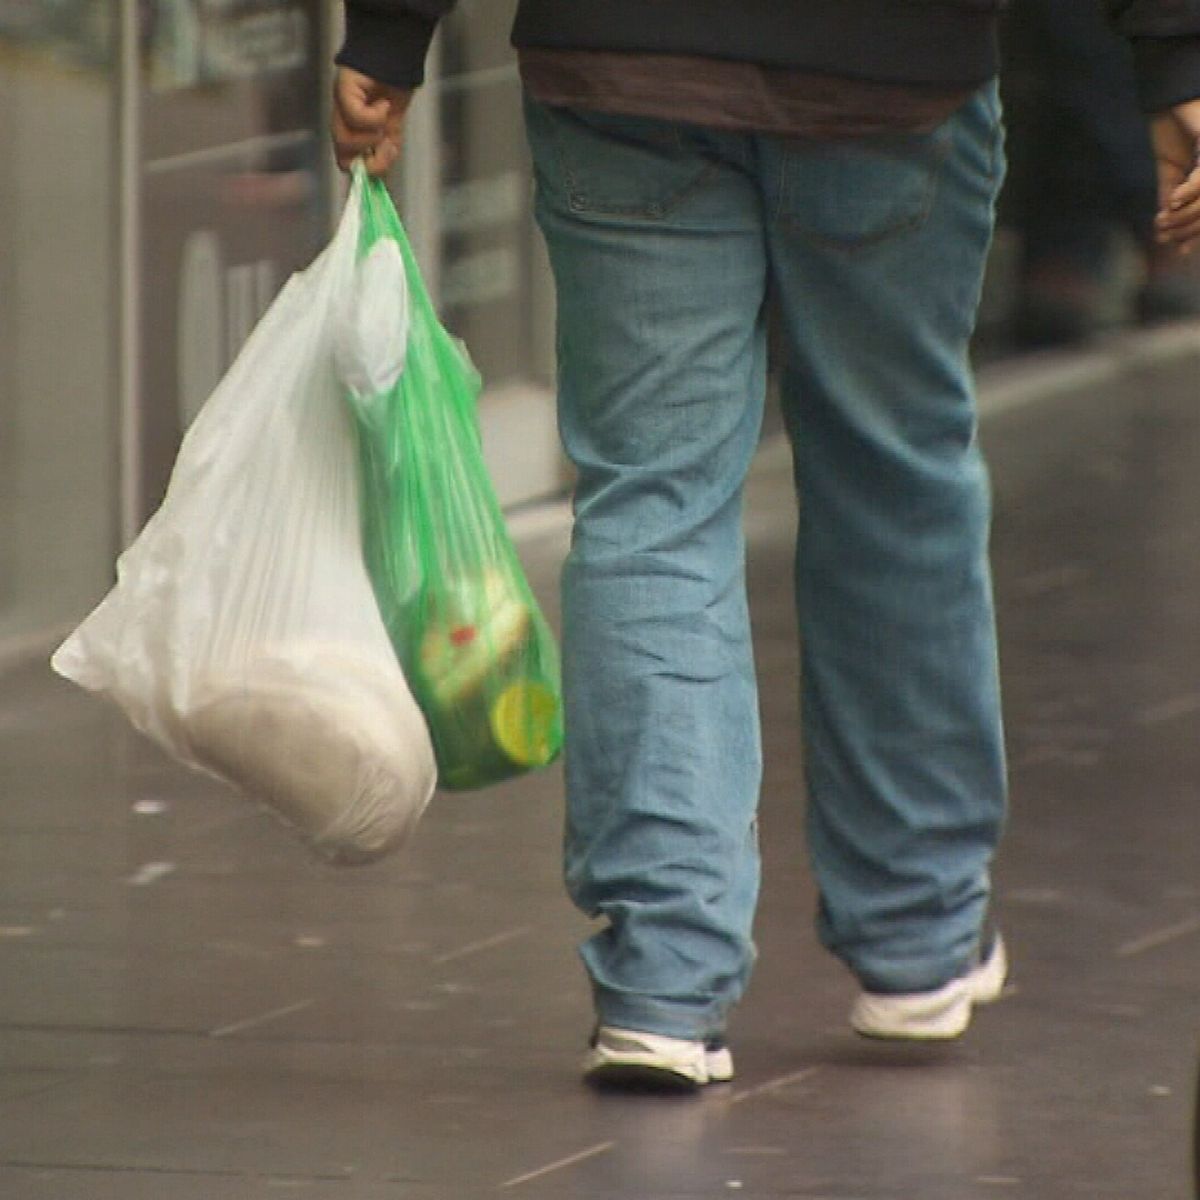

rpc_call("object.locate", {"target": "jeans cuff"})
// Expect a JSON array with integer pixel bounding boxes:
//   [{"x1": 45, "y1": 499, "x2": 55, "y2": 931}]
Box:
[{"x1": 592, "y1": 986, "x2": 726, "y2": 1042}]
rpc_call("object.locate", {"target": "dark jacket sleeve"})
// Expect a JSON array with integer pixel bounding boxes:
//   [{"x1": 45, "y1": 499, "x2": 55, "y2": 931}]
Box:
[
  {"x1": 336, "y1": 1, "x2": 458, "y2": 89},
  {"x1": 1106, "y1": 0, "x2": 1200, "y2": 110}
]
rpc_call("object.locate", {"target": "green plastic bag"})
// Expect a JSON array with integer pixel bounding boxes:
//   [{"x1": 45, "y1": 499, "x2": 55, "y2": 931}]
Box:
[{"x1": 341, "y1": 166, "x2": 563, "y2": 791}]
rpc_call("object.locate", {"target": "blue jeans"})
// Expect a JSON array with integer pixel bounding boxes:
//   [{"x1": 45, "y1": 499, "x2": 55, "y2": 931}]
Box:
[{"x1": 524, "y1": 84, "x2": 1008, "y2": 1040}]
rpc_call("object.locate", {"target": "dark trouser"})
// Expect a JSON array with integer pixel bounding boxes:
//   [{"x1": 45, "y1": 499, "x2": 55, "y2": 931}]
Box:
[{"x1": 1001, "y1": 0, "x2": 1156, "y2": 273}]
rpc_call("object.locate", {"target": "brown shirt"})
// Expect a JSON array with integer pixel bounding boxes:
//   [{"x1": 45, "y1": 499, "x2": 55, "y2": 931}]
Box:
[{"x1": 519, "y1": 48, "x2": 972, "y2": 139}]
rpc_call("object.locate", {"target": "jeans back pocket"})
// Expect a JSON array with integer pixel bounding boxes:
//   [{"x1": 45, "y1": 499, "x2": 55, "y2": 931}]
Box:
[
  {"x1": 525, "y1": 99, "x2": 718, "y2": 221},
  {"x1": 778, "y1": 126, "x2": 952, "y2": 251}
]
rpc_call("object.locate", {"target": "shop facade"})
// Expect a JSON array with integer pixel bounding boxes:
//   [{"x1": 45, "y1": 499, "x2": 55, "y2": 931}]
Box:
[{"x1": 0, "y1": 1, "x2": 561, "y2": 657}]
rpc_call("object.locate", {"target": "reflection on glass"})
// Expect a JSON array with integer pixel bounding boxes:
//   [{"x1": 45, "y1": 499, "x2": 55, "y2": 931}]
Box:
[
  {"x1": 436, "y1": 0, "x2": 554, "y2": 392},
  {"x1": 0, "y1": 5, "x2": 117, "y2": 641},
  {"x1": 141, "y1": 0, "x2": 310, "y2": 93},
  {"x1": 0, "y1": 0, "x2": 112, "y2": 69}
]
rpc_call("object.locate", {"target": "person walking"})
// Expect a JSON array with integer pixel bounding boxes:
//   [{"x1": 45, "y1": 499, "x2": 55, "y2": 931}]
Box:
[
  {"x1": 1002, "y1": 0, "x2": 1200, "y2": 347},
  {"x1": 330, "y1": 0, "x2": 1200, "y2": 1091}
]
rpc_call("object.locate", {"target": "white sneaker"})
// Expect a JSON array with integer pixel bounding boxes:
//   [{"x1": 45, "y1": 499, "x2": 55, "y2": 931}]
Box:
[
  {"x1": 584, "y1": 1026, "x2": 734, "y2": 1090},
  {"x1": 850, "y1": 932, "x2": 1009, "y2": 1041}
]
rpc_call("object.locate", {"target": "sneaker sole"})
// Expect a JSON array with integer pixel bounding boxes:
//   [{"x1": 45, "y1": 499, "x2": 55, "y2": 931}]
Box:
[
  {"x1": 584, "y1": 1061, "x2": 705, "y2": 1093},
  {"x1": 583, "y1": 1029, "x2": 733, "y2": 1090}
]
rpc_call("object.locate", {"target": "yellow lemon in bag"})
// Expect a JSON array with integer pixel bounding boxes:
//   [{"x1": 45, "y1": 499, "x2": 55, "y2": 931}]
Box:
[{"x1": 489, "y1": 679, "x2": 561, "y2": 768}]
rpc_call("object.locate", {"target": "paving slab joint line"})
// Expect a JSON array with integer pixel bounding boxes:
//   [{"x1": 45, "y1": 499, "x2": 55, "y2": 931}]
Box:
[
  {"x1": 433, "y1": 924, "x2": 532, "y2": 965},
  {"x1": 730, "y1": 1065, "x2": 822, "y2": 1105},
  {"x1": 496, "y1": 1063, "x2": 822, "y2": 1191},
  {"x1": 209, "y1": 998, "x2": 315, "y2": 1038},
  {"x1": 1115, "y1": 913, "x2": 1200, "y2": 958},
  {"x1": 499, "y1": 1140, "x2": 617, "y2": 1189}
]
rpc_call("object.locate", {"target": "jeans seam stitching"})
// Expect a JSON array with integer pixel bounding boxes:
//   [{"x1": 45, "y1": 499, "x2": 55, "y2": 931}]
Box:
[{"x1": 565, "y1": 161, "x2": 722, "y2": 221}]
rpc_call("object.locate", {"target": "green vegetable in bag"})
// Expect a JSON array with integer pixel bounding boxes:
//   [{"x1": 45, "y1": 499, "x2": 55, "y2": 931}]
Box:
[{"x1": 340, "y1": 165, "x2": 563, "y2": 791}]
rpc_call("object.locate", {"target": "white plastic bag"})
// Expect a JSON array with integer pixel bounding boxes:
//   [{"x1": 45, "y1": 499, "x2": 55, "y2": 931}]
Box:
[
  {"x1": 52, "y1": 171, "x2": 436, "y2": 865},
  {"x1": 333, "y1": 236, "x2": 410, "y2": 402}
]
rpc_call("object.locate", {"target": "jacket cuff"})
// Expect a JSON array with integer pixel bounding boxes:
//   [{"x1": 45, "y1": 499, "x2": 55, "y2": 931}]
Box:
[
  {"x1": 1132, "y1": 37, "x2": 1200, "y2": 111},
  {"x1": 336, "y1": 4, "x2": 438, "y2": 89}
]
